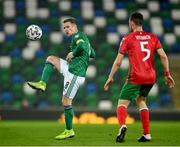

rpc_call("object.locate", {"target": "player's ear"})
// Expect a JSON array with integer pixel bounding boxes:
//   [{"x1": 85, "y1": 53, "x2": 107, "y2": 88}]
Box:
[
  {"x1": 129, "y1": 21, "x2": 133, "y2": 26},
  {"x1": 130, "y1": 21, "x2": 136, "y2": 29}
]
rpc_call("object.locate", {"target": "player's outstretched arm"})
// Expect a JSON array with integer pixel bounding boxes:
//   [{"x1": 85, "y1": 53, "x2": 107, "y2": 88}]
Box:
[
  {"x1": 104, "y1": 53, "x2": 124, "y2": 91},
  {"x1": 157, "y1": 48, "x2": 175, "y2": 88}
]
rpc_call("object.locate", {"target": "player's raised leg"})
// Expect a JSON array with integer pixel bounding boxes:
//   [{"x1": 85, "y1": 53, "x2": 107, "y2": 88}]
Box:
[
  {"x1": 136, "y1": 95, "x2": 151, "y2": 142},
  {"x1": 27, "y1": 55, "x2": 60, "y2": 91},
  {"x1": 116, "y1": 99, "x2": 130, "y2": 143}
]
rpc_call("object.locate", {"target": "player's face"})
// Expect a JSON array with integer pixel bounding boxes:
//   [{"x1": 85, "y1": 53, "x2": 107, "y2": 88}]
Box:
[{"x1": 63, "y1": 22, "x2": 76, "y2": 37}]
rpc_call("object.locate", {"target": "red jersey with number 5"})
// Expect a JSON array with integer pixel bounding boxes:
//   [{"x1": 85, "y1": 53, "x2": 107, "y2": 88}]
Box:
[{"x1": 119, "y1": 31, "x2": 162, "y2": 84}]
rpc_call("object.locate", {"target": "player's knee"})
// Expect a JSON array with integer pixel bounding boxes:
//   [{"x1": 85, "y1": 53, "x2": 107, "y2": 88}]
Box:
[
  {"x1": 117, "y1": 99, "x2": 129, "y2": 107},
  {"x1": 46, "y1": 55, "x2": 56, "y2": 65},
  {"x1": 62, "y1": 96, "x2": 72, "y2": 106},
  {"x1": 136, "y1": 96, "x2": 146, "y2": 105},
  {"x1": 62, "y1": 101, "x2": 71, "y2": 106},
  {"x1": 136, "y1": 98, "x2": 141, "y2": 105}
]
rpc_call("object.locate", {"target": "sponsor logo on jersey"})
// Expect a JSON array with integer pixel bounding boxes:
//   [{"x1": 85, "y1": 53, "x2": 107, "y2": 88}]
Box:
[{"x1": 75, "y1": 34, "x2": 79, "y2": 38}]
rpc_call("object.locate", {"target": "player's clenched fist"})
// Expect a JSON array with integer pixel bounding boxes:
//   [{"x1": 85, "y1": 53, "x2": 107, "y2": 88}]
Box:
[{"x1": 66, "y1": 52, "x2": 74, "y2": 62}]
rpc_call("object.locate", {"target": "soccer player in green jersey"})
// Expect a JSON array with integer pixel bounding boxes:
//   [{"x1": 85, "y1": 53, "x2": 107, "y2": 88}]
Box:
[{"x1": 27, "y1": 17, "x2": 95, "y2": 140}]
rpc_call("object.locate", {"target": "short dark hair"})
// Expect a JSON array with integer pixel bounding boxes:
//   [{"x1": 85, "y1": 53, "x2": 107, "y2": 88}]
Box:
[
  {"x1": 130, "y1": 12, "x2": 143, "y2": 26},
  {"x1": 63, "y1": 17, "x2": 77, "y2": 24}
]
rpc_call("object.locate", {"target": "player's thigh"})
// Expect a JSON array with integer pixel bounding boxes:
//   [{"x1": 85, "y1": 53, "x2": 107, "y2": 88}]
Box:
[
  {"x1": 63, "y1": 72, "x2": 85, "y2": 100},
  {"x1": 135, "y1": 84, "x2": 153, "y2": 103},
  {"x1": 59, "y1": 58, "x2": 68, "y2": 76},
  {"x1": 136, "y1": 95, "x2": 148, "y2": 108},
  {"x1": 46, "y1": 55, "x2": 60, "y2": 71},
  {"x1": 119, "y1": 82, "x2": 141, "y2": 101},
  {"x1": 139, "y1": 84, "x2": 154, "y2": 97}
]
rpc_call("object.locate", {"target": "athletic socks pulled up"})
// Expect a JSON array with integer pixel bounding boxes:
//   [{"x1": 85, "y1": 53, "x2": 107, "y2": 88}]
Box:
[
  {"x1": 64, "y1": 105, "x2": 74, "y2": 130},
  {"x1": 116, "y1": 105, "x2": 127, "y2": 127},
  {"x1": 41, "y1": 62, "x2": 54, "y2": 83},
  {"x1": 140, "y1": 108, "x2": 150, "y2": 135}
]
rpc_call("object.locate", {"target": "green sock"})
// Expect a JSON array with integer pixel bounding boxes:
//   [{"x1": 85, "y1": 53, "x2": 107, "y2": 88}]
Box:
[
  {"x1": 41, "y1": 63, "x2": 54, "y2": 83},
  {"x1": 64, "y1": 106, "x2": 74, "y2": 130}
]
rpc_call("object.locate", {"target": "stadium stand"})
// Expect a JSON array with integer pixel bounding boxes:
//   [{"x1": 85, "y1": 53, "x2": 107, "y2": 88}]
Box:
[{"x1": 0, "y1": 0, "x2": 180, "y2": 110}]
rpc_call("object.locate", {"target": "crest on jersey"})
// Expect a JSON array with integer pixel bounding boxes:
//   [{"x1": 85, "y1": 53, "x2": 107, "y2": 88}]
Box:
[{"x1": 75, "y1": 34, "x2": 79, "y2": 38}]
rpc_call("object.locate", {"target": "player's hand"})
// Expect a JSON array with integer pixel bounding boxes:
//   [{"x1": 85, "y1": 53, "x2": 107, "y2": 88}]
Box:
[
  {"x1": 164, "y1": 75, "x2": 175, "y2": 88},
  {"x1": 104, "y1": 76, "x2": 114, "y2": 91},
  {"x1": 66, "y1": 52, "x2": 74, "y2": 62}
]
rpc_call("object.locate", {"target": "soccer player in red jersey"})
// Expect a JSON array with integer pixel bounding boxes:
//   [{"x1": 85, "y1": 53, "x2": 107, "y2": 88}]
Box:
[{"x1": 104, "y1": 12, "x2": 175, "y2": 143}]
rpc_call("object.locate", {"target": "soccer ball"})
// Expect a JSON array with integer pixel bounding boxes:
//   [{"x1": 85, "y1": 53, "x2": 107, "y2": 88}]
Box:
[{"x1": 26, "y1": 25, "x2": 42, "y2": 40}]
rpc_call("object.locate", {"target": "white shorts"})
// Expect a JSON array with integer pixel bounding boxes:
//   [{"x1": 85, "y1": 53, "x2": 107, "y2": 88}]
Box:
[{"x1": 59, "y1": 58, "x2": 85, "y2": 99}]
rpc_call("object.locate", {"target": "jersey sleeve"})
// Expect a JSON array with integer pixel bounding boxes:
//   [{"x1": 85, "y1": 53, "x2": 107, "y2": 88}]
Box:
[
  {"x1": 72, "y1": 33, "x2": 87, "y2": 56},
  {"x1": 72, "y1": 41, "x2": 87, "y2": 56},
  {"x1": 155, "y1": 36, "x2": 162, "y2": 50},
  {"x1": 119, "y1": 36, "x2": 128, "y2": 54}
]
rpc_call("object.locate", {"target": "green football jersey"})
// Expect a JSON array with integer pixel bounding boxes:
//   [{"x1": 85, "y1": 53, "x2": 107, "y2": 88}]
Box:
[{"x1": 68, "y1": 31, "x2": 95, "y2": 77}]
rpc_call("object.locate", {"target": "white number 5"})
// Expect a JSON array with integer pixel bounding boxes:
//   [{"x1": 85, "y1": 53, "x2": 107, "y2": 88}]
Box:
[{"x1": 140, "y1": 41, "x2": 150, "y2": 62}]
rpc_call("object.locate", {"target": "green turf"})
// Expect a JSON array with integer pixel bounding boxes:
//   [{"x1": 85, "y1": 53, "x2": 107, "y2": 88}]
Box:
[{"x1": 0, "y1": 121, "x2": 180, "y2": 146}]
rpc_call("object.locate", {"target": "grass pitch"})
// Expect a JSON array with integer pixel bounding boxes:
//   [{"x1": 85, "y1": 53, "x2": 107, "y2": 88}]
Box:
[{"x1": 0, "y1": 121, "x2": 180, "y2": 146}]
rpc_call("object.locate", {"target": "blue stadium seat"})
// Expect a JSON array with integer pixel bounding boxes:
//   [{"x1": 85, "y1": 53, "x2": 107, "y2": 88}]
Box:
[
  {"x1": 163, "y1": 18, "x2": 173, "y2": 27},
  {"x1": 116, "y1": 2, "x2": 126, "y2": 9},
  {"x1": 16, "y1": 0, "x2": 25, "y2": 9},
  {"x1": 40, "y1": 24, "x2": 50, "y2": 33},
  {"x1": 50, "y1": 10, "x2": 59, "y2": 17},
  {"x1": 35, "y1": 49, "x2": 46, "y2": 58},
  {"x1": 95, "y1": 10, "x2": 105, "y2": 16},
  {"x1": 12, "y1": 73, "x2": 24, "y2": 84},
  {"x1": 6, "y1": 34, "x2": 15, "y2": 41},
  {"x1": 172, "y1": 43, "x2": 180, "y2": 53},
  {"x1": 16, "y1": 16, "x2": 27, "y2": 25},
  {"x1": 86, "y1": 83, "x2": 97, "y2": 94},
  {"x1": 160, "y1": 2, "x2": 170, "y2": 10},
  {"x1": 10, "y1": 48, "x2": 21, "y2": 58},
  {"x1": 107, "y1": 26, "x2": 117, "y2": 32},
  {"x1": 72, "y1": 1, "x2": 80, "y2": 9},
  {"x1": 1, "y1": 91, "x2": 13, "y2": 104},
  {"x1": 160, "y1": 93, "x2": 171, "y2": 106}
]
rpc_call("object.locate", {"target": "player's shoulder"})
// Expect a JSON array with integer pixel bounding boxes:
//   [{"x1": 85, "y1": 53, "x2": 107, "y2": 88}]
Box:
[
  {"x1": 143, "y1": 31, "x2": 158, "y2": 39},
  {"x1": 73, "y1": 32, "x2": 80, "y2": 38},
  {"x1": 121, "y1": 33, "x2": 135, "y2": 42},
  {"x1": 73, "y1": 31, "x2": 85, "y2": 39},
  {"x1": 121, "y1": 33, "x2": 131, "y2": 41},
  {"x1": 77, "y1": 31, "x2": 87, "y2": 37}
]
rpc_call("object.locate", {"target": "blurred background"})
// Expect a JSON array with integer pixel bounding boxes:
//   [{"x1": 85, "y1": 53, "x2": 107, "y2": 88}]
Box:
[{"x1": 0, "y1": 0, "x2": 180, "y2": 120}]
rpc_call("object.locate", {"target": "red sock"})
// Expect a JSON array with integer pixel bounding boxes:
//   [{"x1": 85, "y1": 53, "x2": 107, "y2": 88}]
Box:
[
  {"x1": 140, "y1": 109, "x2": 150, "y2": 134},
  {"x1": 116, "y1": 105, "x2": 127, "y2": 127}
]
